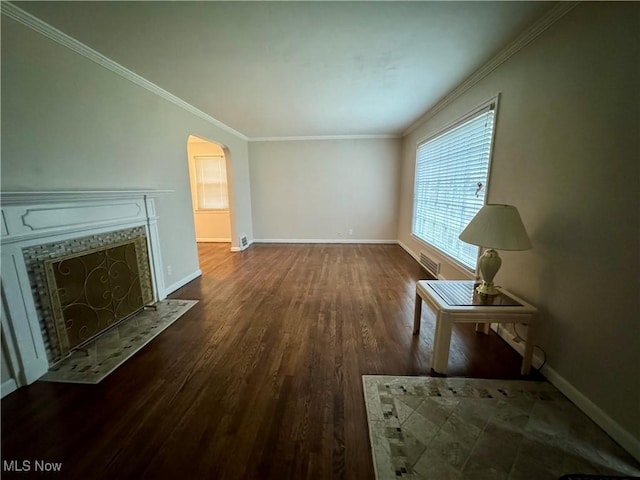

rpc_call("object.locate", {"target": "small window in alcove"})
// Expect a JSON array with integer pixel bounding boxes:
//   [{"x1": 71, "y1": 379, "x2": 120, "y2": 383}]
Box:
[{"x1": 194, "y1": 155, "x2": 229, "y2": 210}]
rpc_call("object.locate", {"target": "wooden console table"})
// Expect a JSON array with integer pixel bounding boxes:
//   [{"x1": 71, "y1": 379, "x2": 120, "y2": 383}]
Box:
[{"x1": 414, "y1": 280, "x2": 537, "y2": 375}]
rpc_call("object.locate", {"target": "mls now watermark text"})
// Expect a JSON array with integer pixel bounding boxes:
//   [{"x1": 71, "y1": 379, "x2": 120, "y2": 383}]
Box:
[{"x1": 3, "y1": 460, "x2": 63, "y2": 473}]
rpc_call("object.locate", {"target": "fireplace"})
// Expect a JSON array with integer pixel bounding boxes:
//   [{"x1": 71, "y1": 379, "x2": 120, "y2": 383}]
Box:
[
  {"x1": 44, "y1": 236, "x2": 153, "y2": 358},
  {"x1": 1, "y1": 190, "x2": 169, "y2": 391}
]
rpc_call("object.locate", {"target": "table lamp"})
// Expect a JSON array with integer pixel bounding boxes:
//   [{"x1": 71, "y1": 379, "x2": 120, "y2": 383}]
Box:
[{"x1": 459, "y1": 204, "x2": 531, "y2": 295}]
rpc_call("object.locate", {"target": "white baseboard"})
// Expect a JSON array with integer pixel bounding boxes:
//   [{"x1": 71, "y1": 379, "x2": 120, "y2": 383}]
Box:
[
  {"x1": 1, "y1": 379, "x2": 18, "y2": 399},
  {"x1": 493, "y1": 325, "x2": 640, "y2": 462},
  {"x1": 164, "y1": 269, "x2": 202, "y2": 296},
  {"x1": 196, "y1": 237, "x2": 231, "y2": 243},
  {"x1": 252, "y1": 238, "x2": 398, "y2": 244},
  {"x1": 541, "y1": 364, "x2": 640, "y2": 462}
]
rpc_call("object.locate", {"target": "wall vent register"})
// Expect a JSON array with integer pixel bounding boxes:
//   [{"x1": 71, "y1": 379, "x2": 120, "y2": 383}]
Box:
[{"x1": 419, "y1": 251, "x2": 441, "y2": 278}]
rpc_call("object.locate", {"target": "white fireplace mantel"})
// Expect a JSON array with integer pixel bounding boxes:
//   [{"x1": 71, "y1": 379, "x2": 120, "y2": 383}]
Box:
[{"x1": 1, "y1": 190, "x2": 171, "y2": 394}]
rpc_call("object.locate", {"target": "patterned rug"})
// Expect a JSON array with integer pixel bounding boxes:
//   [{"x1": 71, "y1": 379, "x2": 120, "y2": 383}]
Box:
[
  {"x1": 362, "y1": 376, "x2": 640, "y2": 479},
  {"x1": 40, "y1": 299, "x2": 197, "y2": 384}
]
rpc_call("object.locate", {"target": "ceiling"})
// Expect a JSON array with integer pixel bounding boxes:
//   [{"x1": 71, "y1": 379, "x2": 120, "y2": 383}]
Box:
[{"x1": 15, "y1": 1, "x2": 555, "y2": 139}]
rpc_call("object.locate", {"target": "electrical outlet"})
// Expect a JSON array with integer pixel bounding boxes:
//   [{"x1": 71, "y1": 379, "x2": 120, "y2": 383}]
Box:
[
  {"x1": 337, "y1": 232, "x2": 342, "y2": 237},
  {"x1": 348, "y1": 228, "x2": 353, "y2": 236},
  {"x1": 167, "y1": 265, "x2": 172, "y2": 275}
]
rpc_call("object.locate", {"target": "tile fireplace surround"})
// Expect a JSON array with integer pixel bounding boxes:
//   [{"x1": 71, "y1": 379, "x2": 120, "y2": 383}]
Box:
[{"x1": 1, "y1": 190, "x2": 170, "y2": 395}]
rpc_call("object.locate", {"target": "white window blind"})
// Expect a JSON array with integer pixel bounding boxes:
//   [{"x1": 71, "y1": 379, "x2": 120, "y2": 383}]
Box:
[
  {"x1": 194, "y1": 155, "x2": 229, "y2": 210},
  {"x1": 412, "y1": 103, "x2": 496, "y2": 270}
]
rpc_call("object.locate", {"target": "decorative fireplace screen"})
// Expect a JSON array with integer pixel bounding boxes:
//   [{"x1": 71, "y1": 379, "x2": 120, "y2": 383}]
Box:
[{"x1": 44, "y1": 237, "x2": 153, "y2": 356}]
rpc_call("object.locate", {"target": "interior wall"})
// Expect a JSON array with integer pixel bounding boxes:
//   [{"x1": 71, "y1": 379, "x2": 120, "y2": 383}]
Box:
[
  {"x1": 398, "y1": 2, "x2": 639, "y2": 444},
  {"x1": 187, "y1": 139, "x2": 232, "y2": 242},
  {"x1": 249, "y1": 138, "x2": 401, "y2": 242},
  {"x1": 1, "y1": 14, "x2": 253, "y2": 293}
]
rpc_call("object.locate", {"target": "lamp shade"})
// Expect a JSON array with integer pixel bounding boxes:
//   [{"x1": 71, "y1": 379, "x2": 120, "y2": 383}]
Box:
[{"x1": 459, "y1": 204, "x2": 531, "y2": 251}]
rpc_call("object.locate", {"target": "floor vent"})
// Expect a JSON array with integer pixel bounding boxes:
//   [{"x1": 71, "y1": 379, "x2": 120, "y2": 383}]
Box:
[
  {"x1": 240, "y1": 235, "x2": 248, "y2": 248},
  {"x1": 419, "y1": 252, "x2": 440, "y2": 278}
]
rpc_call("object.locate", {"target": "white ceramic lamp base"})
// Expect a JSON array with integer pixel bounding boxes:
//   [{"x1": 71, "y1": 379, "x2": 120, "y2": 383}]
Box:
[{"x1": 476, "y1": 248, "x2": 502, "y2": 296}]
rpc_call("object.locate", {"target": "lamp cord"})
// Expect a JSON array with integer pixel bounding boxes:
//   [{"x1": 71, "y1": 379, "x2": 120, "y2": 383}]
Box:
[
  {"x1": 512, "y1": 323, "x2": 547, "y2": 371},
  {"x1": 493, "y1": 284, "x2": 548, "y2": 372}
]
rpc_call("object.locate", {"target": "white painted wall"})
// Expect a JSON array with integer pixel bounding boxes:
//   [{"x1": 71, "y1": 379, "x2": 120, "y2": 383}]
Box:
[
  {"x1": 1, "y1": 15, "x2": 253, "y2": 293},
  {"x1": 249, "y1": 139, "x2": 401, "y2": 242},
  {"x1": 187, "y1": 139, "x2": 232, "y2": 242},
  {"x1": 399, "y1": 2, "x2": 639, "y2": 448}
]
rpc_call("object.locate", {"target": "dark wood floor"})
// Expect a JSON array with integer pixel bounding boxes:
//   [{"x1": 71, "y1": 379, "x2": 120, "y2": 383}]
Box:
[{"x1": 1, "y1": 243, "x2": 538, "y2": 479}]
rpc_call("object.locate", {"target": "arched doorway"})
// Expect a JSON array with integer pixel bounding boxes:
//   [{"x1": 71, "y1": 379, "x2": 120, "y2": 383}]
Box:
[{"x1": 186, "y1": 135, "x2": 235, "y2": 252}]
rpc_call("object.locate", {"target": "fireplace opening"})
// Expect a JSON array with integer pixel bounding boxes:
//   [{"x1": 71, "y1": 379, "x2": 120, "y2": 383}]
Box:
[{"x1": 43, "y1": 237, "x2": 153, "y2": 358}]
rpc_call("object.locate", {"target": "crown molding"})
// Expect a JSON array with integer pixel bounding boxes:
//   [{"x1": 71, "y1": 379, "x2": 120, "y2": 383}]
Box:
[
  {"x1": 248, "y1": 134, "x2": 401, "y2": 142},
  {"x1": 403, "y1": 1, "x2": 579, "y2": 136},
  {"x1": 1, "y1": 2, "x2": 249, "y2": 141}
]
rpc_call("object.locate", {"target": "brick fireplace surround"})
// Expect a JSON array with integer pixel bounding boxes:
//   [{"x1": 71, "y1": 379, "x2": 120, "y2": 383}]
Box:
[{"x1": 1, "y1": 191, "x2": 169, "y2": 395}]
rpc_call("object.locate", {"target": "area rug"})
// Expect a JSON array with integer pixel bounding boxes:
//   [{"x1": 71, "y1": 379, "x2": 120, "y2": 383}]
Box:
[
  {"x1": 362, "y1": 376, "x2": 640, "y2": 479},
  {"x1": 40, "y1": 299, "x2": 197, "y2": 384}
]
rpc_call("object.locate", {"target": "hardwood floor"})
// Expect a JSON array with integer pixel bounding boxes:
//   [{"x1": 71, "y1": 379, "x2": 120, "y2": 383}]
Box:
[{"x1": 1, "y1": 243, "x2": 538, "y2": 479}]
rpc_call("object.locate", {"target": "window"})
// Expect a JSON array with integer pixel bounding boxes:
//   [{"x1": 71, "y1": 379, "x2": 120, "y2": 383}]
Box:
[
  {"x1": 194, "y1": 155, "x2": 229, "y2": 210},
  {"x1": 412, "y1": 101, "x2": 496, "y2": 270}
]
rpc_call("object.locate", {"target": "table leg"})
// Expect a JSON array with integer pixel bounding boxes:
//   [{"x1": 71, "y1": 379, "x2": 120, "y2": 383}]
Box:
[
  {"x1": 413, "y1": 291, "x2": 422, "y2": 335},
  {"x1": 432, "y1": 313, "x2": 452, "y2": 374},
  {"x1": 521, "y1": 319, "x2": 536, "y2": 375},
  {"x1": 432, "y1": 311, "x2": 441, "y2": 361},
  {"x1": 475, "y1": 322, "x2": 490, "y2": 334}
]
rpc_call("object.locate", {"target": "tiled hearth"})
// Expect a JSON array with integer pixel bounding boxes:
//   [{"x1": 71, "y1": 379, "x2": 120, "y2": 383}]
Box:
[{"x1": 41, "y1": 299, "x2": 197, "y2": 384}]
